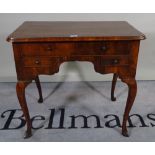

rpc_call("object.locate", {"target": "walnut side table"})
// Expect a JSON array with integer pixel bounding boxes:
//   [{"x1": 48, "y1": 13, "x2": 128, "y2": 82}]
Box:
[{"x1": 7, "y1": 21, "x2": 145, "y2": 138}]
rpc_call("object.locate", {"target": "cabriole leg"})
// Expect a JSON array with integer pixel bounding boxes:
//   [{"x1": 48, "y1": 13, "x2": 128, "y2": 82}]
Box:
[
  {"x1": 35, "y1": 76, "x2": 43, "y2": 103},
  {"x1": 16, "y1": 81, "x2": 32, "y2": 138},
  {"x1": 111, "y1": 73, "x2": 118, "y2": 101},
  {"x1": 121, "y1": 78, "x2": 137, "y2": 137}
]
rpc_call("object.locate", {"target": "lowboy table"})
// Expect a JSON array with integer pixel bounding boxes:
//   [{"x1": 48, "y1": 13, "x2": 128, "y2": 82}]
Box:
[{"x1": 7, "y1": 21, "x2": 145, "y2": 138}]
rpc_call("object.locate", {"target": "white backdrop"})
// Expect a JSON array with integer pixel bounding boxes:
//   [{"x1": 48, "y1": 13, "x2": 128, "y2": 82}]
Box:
[{"x1": 0, "y1": 13, "x2": 154, "y2": 82}]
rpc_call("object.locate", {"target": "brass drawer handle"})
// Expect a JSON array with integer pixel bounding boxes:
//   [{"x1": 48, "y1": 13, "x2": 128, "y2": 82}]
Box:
[
  {"x1": 47, "y1": 47, "x2": 53, "y2": 51},
  {"x1": 113, "y1": 59, "x2": 119, "y2": 64},
  {"x1": 100, "y1": 46, "x2": 107, "y2": 51},
  {"x1": 35, "y1": 60, "x2": 40, "y2": 64}
]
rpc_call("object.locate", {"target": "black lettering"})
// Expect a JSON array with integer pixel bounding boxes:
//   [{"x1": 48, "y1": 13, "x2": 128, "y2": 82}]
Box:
[
  {"x1": 45, "y1": 108, "x2": 65, "y2": 129},
  {"x1": 69, "y1": 114, "x2": 103, "y2": 129},
  {"x1": 45, "y1": 109, "x2": 55, "y2": 129},
  {"x1": 31, "y1": 115, "x2": 45, "y2": 129},
  {"x1": 59, "y1": 108, "x2": 65, "y2": 128},
  {"x1": 147, "y1": 113, "x2": 155, "y2": 127},
  {"x1": 0, "y1": 109, "x2": 26, "y2": 130},
  {"x1": 104, "y1": 114, "x2": 121, "y2": 128},
  {"x1": 128, "y1": 114, "x2": 149, "y2": 127}
]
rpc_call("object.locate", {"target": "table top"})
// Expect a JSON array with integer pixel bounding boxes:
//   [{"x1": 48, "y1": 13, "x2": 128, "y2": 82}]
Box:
[{"x1": 7, "y1": 21, "x2": 145, "y2": 42}]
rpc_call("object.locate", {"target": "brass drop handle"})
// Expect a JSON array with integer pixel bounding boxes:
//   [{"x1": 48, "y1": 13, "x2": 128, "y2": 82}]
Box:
[
  {"x1": 47, "y1": 47, "x2": 52, "y2": 51},
  {"x1": 113, "y1": 59, "x2": 119, "y2": 64},
  {"x1": 35, "y1": 60, "x2": 40, "y2": 64},
  {"x1": 101, "y1": 46, "x2": 107, "y2": 51}
]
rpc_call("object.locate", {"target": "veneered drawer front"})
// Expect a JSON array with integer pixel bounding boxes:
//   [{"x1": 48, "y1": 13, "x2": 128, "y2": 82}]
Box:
[
  {"x1": 20, "y1": 43, "x2": 74, "y2": 56},
  {"x1": 20, "y1": 55, "x2": 129, "y2": 80},
  {"x1": 22, "y1": 57, "x2": 59, "y2": 67},
  {"x1": 22, "y1": 55, "x2": 129, "y2": 68},
  {"x1": 19, "y1": 41, "x2": 131, "y2": 56},
  {"x1": 98, "y1": 55, "x2": 129, "y2": 66},
  {"x1": 75, "y1": 41, "x2": 130, "y2": 55}
]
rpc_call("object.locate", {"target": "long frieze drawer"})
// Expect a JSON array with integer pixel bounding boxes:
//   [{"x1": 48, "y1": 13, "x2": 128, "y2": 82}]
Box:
[{"x1": 19, "y1": 41, "x2": 132, "y2": 56}]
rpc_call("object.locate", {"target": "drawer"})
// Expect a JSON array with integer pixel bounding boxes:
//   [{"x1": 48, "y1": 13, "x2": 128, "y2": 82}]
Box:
[
  {"x1": 22, "y1": 55, "x2": 129, "y2": 68},
  {"x1": 22, "y1": 57, "x2": 59, "y2": 67},
  {"x1": 75, "y1": 41, "x2": 131, "y2": 55},
  {"x1": 98, "y1": 55, "x2": 129, "y2": 66},
  {"x1": 19, "y1": 41, "x2": 131, "y2": 56}
]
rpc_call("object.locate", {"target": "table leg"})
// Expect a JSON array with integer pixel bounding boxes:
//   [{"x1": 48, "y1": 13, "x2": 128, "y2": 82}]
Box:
[
  {"x1": 121, "y1": 78, "x2": 137, "y2": 137},
  {"x1": 35, "y1": 76, "x2": 43, "y2": 103},
  {"x1": 111, "y1": 73, "x2": 118, "y2": 101},
  {"x1": 16, "y1": 81, "x2": 32, "y2": 139}
]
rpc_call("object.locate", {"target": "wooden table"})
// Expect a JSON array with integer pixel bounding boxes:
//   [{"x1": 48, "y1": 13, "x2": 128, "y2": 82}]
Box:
[{"x1": 7, "y1": 21, "x2": 145, "y2": 138}]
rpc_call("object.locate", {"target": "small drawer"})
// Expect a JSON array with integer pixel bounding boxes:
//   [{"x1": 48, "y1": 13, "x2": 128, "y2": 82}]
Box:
[
  {"x1": 20, "y1": 42, "x2": 75, "y2": 56},
  {"x1": 74, "y1": 41, "x2": 130, "y2": 55},
  {"x1": 23, "y1": 57, "x2": 51, "y2": 67},
  {"x1": 22, "y1": 57, "x2": 59, "y2": 67},
  {"x1": 98, "y1": 55, "x2": 129, "y2": 66}
]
